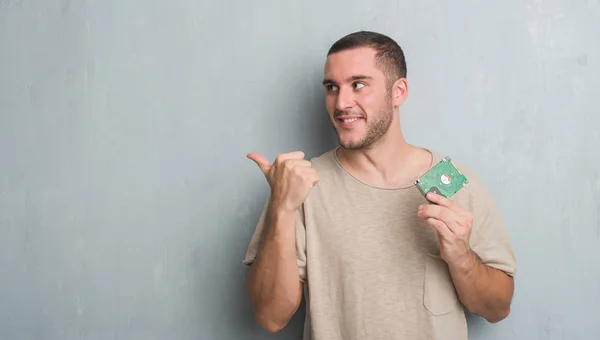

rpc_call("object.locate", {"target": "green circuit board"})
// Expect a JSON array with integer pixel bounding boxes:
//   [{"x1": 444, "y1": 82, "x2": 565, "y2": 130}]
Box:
[{"x1": 415, "y1": 156, "x2": 468, "y2": 201}]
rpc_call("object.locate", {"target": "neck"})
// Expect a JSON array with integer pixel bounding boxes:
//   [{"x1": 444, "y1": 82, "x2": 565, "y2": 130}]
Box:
[{"x1": 337, "y1": 122, "x2": 432, "y2": 188}]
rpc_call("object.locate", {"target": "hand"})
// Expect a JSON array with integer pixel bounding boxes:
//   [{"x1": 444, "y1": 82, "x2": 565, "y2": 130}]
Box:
[
  {"x1": 247, "y1": 151, "x2": 320, "y2": 214},
  {"x1": 417, "y1": 193, "x2": 474, "y2": 266}
]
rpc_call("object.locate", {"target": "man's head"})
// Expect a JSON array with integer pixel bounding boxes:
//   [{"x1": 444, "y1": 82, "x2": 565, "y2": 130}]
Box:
[{"x1": 322, "y1": 31, "x2": 408, "y2": 150}]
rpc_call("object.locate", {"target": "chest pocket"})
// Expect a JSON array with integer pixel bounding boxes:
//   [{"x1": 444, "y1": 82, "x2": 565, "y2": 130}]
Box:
[{"x1": 423, "y1": 254, "x2": 462, "y2": 315}]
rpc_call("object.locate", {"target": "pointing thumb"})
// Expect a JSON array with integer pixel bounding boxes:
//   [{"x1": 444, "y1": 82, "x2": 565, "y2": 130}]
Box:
[{"x1": 246, "y1": 152, "x2": 271, "y2": 175}]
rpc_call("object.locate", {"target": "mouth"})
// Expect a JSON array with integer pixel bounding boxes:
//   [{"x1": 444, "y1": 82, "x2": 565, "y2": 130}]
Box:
[{"x1": 337, "y1": 116, "x2": 364, "y2": 128}]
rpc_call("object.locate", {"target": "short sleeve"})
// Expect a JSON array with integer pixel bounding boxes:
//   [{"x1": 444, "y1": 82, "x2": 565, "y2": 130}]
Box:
[
  {"x1": 467, "y1": 176, "x2": 517, "y2": 277},
  {"x1": 242, "y1": 197, "x2": 308, "y2": 283}
]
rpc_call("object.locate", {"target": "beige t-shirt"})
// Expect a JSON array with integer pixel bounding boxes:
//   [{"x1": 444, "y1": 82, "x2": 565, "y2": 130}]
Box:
[{"x1": 243, "y1": 148, "x2": 517, "y2": 340}]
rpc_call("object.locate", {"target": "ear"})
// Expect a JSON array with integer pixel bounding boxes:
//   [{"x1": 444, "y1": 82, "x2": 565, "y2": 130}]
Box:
[{"x1": 392, "y1": 78, "x2": 408, "y2": 107}]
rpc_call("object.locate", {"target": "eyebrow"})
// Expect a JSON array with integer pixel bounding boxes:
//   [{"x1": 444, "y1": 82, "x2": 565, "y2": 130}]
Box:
[{"x1": 322, "y1": 75, "x2": 373, "y2": 85}]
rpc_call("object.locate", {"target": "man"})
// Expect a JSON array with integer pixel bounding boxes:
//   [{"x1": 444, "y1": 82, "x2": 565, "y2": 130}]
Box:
[{"x1": 243, "y1": 31, "x2": 517, "y2": 340}]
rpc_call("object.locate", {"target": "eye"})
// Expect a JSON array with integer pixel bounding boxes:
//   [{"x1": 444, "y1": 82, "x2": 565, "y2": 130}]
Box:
[
  {"x1": 353, "y1": 82, "x2": 365, "y2": 90},
  {"x1": 326, "y1": 84, "x2": 339, "y2": 93}
]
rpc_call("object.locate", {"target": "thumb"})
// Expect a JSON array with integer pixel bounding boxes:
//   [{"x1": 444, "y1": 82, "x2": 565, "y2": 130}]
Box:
[{"x1": 246, "y1": 152, "x2": 271, "y2": 175}]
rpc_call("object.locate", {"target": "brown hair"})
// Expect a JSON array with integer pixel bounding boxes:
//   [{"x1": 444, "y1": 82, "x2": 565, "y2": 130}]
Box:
[{"x1": 327, "y1": 31, "x2": 407, "y2": 84}]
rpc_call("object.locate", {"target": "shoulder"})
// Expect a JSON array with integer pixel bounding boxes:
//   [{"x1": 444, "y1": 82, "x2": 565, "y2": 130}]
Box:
[
  {"x1": 428, "y1": 150, "x2": 496, "y2": 209},
  {"x1": 307, "y1": 148, "x2": 342, "y2": 176}
]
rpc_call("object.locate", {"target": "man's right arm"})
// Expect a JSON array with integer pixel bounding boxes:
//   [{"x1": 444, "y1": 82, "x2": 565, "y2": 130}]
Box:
[
  {"x1": 245, "y1": 203, "x2": 303, "y2": 333},
  {"x1": 244, "y1": 150, "x2": 319, "y2": 332}
]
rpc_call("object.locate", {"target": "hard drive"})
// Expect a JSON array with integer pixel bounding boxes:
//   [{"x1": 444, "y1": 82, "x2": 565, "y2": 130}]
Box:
[{"x1": 415, "y1": 156, "x2": 468, "y2": 202}]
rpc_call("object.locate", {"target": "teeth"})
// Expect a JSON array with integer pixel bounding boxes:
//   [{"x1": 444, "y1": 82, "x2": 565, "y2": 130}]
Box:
[{"x1": 343, "y1": 118, "x2": 358, "y2": 123}]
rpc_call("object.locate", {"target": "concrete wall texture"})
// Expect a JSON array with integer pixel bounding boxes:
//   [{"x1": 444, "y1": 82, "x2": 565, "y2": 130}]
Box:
[{"x1": 1, "y1": 1, "x2": 599, "y2": 339}]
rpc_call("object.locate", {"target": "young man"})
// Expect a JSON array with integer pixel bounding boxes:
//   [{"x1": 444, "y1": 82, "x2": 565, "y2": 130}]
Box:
[{"x1": 243, "y1": 31, "x2": 517, "y2": 340}]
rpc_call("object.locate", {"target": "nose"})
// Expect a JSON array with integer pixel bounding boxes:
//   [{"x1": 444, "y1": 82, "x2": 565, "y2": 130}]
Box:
[{"x1": 335, "y1": 87, "x2": 354, "y2": 111}]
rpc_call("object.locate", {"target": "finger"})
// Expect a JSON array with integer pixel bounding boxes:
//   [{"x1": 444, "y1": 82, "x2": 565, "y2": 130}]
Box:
[
  {"x1": 427, "y1": 192, "x2": 460, "y2": 210},
  {"x1": 276, "y1": 151, "x2": 305, "y2": 162},
  {"x1": 418, "y1": 204, "x2": 458, "y2": 223},
  {"x1": 296, "y1": 166, "x2": 319, "y2": 175},
  {"x1": 425, "y1": 218, "x2": 453, "y2": 240},
  {"x1": 246, "y1": 152, "x2": 271, "y2": 175},
  {"x1": 425, "y1": 192, "x2": 454, "y2": 207},
  {"x1": 285, "y1": 159, "x2": 313, "y2": 168},
  {"x1": 426, "y1": 192, "x2": 471, "y2": 219},
  {"x1": 298, "y1": 168, "x2": 320, "y2": 186},
  {"x1": 418, "y1": 204, "x2": 462, "y2": 233},
  {"x1": 309, "y1": 171, "x2": 321, "y2": 186}
]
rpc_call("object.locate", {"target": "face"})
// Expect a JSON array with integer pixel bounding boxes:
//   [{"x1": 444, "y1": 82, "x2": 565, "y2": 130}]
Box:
[{"x1": 322, "y1": 47, "x2": 407, "y2": 149}]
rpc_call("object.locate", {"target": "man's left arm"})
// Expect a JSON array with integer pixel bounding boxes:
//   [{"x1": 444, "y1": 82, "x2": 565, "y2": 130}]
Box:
[
  {"x1": 418, "y1": 192, "x2": 516, "y2": 323},
  {"x1": 447, "y1": 245, "x2": 514, "y2": 322}
]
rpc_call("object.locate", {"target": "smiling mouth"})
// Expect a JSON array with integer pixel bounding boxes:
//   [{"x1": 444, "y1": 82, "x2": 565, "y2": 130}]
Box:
[{"x1": 336, "y1": 116, "x2": 364, "y2": 128}]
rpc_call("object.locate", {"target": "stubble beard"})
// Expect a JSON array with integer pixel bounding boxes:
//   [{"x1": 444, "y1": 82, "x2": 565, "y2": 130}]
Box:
[{"x1": 333, "y1": 95, "x2": 394, "y2": 150}]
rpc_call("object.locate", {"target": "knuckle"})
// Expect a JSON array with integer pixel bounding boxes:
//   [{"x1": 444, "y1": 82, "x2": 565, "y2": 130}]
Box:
[
  {"x1": 463, "y1": 213, "x2": 473, "y2": 225},
  {"x1": 284, "y1": 160, "x2": 294, "y2": 170},
  {"x1": 288, "y1": 151, "x2": 304, "y2": 160}
]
